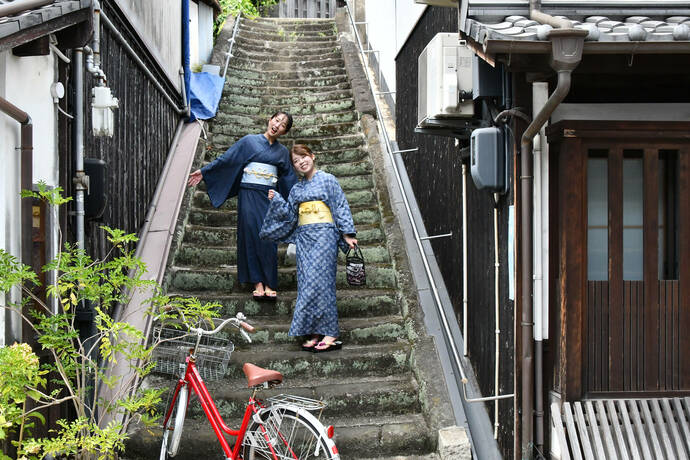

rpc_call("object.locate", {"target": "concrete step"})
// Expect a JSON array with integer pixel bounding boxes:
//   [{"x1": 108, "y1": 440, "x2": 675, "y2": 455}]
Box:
[
  {"x1": 218, "y1": 88, "x2": 353, "y2": 107},
  {"x1": 233, "y1": 42, "x2": 341, "y2": 59},
  {"x1": 240, "y1": 20, "x2": 336, "y2": 33},
  {"x1": 228, "y1": 56, "x2": 345, "y2": 72},
  {"x1": 246, "y1": 17, "x2": 336, "y2": 28},
  {"x1": 233, "y1": 47, "x2": 342, "y2": 62},
  {"x1": 218, "y1": 98, "x2": 355, "y2": 116},
  {"x1": 225, "y1": 72, "x2": 348, "y2": 89},
  {"x1": 212, "y1": 110, "x2": 358, "y2": 128},
  {"x1": 148, "y1": 374, "x2": 419, "y2": 422},
  {"x1": 238, "y1": 27, "x2": 337, "y2": 40},
  {"x1": 165, "y1": 288, "x2": 400, "y2": 319},
  {"x1": 235, "y1": 34, "x2": 339, "y2": 51},
  {"x1": 220, "y1": 81, "x2": 351, "y2": 97},
  {"x1": 241, "y1": 19, "x2": 337, "y2": 33},
  {"x1": 175, "y1": 244, "x2": 391, "y2": 268},
  {"x1": 187, "y1": 205, "x2": 381, "y2": 227},
  {"x1": 225, "y1": 64, "x2": 346, "y2": 81},
  {"x1": 125, "y1": 412, "x2": 434, "y2": 459},
  {"x1": 333, "y1": 413, "x2": 435, "y2": 458},
  {"x1": 237, "y1": 29, "x2": 338, "y2": 44},
  {"x1": 212, "y1": 120, "x2": 361, "y2": 139},
  {"x1": 232, "y1": 314, "x2": 406, "y2": 347},
  {"x1": 168, "y1": 264, "x2": 397, "y2": 292},
  {"x1": 182, "y1": 224, "x2": 384, "y2": 247},
  {"x1": 225, "y1": 342, "x2": 411, "y2": 380},
  {"x1": 208, "y1": 133, "x2": 366, "y2": 153}
]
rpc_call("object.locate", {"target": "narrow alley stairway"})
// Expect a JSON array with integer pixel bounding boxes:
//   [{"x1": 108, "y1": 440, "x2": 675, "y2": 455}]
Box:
[{"x1": 127, "y1": 16, "x2": 452, "y2": 460}]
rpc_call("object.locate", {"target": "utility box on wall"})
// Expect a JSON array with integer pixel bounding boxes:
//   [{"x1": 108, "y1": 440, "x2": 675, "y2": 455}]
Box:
[
  {"x1": 470, "y1": 127, "x2": 505, "y2": 192},
  {"x1": 417, "y1": 32, "x2": 474, "y2": 127}
]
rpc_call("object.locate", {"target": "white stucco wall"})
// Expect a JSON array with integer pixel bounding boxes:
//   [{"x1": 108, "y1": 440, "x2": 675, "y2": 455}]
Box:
[
  {"x1": 198, "y1": 2, "x2": 215, "y2": 65},
  {"x1": 114, "y1": 0, "x2": 182, "y2": 90},
  {"x1": 0, "y1": 50, "x2": 58, "y2": 344},
  {"x1": 364, "y1": 0, "x2": 427, "y2": 95},
  {"x1": 190, "y1": 1, "x2": 200, "y2": 68}
]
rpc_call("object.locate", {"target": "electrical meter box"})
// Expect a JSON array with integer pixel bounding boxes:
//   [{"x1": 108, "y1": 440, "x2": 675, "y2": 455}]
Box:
[
  {"x1": 417, "y1": 33, "x2": 474, "y2": 127},
  {"x1": 470, "y1": 127, "x2": 505, "y2": 192}
]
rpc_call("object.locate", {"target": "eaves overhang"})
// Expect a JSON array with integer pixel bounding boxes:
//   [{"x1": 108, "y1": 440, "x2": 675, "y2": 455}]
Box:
[{"x1": 0, "y1": 0, "x2": 92, "y2": 53}]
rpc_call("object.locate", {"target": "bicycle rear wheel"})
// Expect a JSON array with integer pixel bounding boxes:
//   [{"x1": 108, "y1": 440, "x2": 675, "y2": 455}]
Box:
[
  {"x1": 241, "y1": 406, "x2": 338, "y2": 460},
  {"x1": 161, "y1": 385, "x2": 188, "y2": 458}
]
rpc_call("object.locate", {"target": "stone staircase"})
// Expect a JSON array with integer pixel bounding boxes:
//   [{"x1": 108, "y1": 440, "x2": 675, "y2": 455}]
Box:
[{"x1": 126, "y1": 17, "x2": 447, "y2": 460}]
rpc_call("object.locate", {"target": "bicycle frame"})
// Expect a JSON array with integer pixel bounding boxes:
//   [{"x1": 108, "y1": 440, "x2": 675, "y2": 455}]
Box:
[{"x1": 162, "y1": 356, "x2": 262, "y2": 460}]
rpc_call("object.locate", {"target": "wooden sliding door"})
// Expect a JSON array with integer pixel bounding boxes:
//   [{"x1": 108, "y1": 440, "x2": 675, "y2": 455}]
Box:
[{"x1": 548, "y1": 121, "x2": 690, "y2": 398}]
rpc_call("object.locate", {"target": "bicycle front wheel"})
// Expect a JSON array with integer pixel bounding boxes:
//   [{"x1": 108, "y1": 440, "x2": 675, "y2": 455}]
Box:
[
  {"x1": 241, "y1": 406, "x2": 339, "y2": 460},
  {"x1": 166, "y1": 385, "x2": 188, "y2": 458}
]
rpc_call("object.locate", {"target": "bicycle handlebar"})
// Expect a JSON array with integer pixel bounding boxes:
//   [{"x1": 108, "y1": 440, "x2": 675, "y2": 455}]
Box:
[{"x1": 156, "y1": 306, "x2": 254, "y2": 342}]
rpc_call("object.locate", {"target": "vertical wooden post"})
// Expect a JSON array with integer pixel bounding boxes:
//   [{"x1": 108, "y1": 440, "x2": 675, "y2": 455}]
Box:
[
  {"x1": 643, "y1": 149, "x2": 659, "y2": 391},
  {"x1": 608, "y1": 148, "x2": 623, "y2": 391},
  {"x1": 559, "y1": 135, "x2": 586, "y2": 401},
  {"x1": 679, "y1": 148, "x2": 690, "y2": 388}
]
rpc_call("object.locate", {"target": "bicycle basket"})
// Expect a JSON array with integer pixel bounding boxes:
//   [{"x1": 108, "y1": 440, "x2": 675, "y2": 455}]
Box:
[{"x1": 152, "y1": 327, "x2": 234, "y2": 381}]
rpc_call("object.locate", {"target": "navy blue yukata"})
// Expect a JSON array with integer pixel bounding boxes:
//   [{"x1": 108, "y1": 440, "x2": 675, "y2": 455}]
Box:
[
  {"x1": 260, "y1": 171, "x2": 356, "y2": 338},
  {"x1": 201, "y1": 134, "x2": 297, "y2": 289}
]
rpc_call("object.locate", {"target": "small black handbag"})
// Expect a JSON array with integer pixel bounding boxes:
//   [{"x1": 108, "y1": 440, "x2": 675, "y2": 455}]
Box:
[{"x1": 345, "y1": 245, "x2": 366, "y2": 286}]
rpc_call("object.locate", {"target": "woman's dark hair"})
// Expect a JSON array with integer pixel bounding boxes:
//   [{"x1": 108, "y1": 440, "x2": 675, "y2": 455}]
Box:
[
  {"x1": 291, "y1": 144, "x2": 313, "y2": 158},
  {"x1": 271, "y1": 111, "x2": 293, "y2": 133}
]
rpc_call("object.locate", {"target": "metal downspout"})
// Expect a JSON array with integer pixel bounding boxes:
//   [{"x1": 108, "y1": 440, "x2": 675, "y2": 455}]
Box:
[
  {"x1": 182, "y1": 0, "x2": 191, "y2": 112},
  {"x1": 520, "y1": 11, "x2": 586, "y2": 457},
  {"x1": 0, "y1": 98, "x2": 32, "y2": 344},
  {"x1": 73, "y1": 49, "x2": 86, "y2": 250}
]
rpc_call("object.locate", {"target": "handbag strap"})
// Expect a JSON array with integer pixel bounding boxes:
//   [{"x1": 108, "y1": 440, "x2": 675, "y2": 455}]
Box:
[{"x1": 346, "y1": 244, "x2": 364, "y2": 260}]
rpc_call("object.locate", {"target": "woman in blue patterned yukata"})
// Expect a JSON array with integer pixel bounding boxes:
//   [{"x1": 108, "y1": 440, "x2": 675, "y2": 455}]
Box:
[
  {"x1": 187, "y1": 112, "x2": 297, "y2": 300},
  {"x1": 260, "y1": 144, "x2": 357, "y2": 352}
]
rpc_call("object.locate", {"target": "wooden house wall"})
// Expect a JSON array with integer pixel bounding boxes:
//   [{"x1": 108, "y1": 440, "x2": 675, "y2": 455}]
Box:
[
  {"x1": 59, "y1": 0, "x2": 180, "y2": 261},
  {"x1": 395, "y1": 7, "x2": 515, "y2": 458}
]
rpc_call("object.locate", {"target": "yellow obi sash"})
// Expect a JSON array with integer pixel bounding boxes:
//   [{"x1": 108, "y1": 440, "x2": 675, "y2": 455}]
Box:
[{"x1": 298, "y1": 201, "x2": 333, "y2": 226}]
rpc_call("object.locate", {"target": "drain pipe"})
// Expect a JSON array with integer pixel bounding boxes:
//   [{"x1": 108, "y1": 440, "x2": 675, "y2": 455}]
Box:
[
  {"x1": 0, "y1": 98, "x2": 32, "y2": 343},
  {"x1": 519, "y1": 10, "x2": 586, "y2": 457},
  {"x1": 493, "y1": 193, "x2": 501, "y2": 439},
  {"x1": 73, "y1": 49, "x2": 87, "y2": 250},
  {"x1": 462, "y1": 163, "x2": 469, "y2": 357},
  {"x1": 84, "y1": 0, "x2": 106, "y2": 86}
]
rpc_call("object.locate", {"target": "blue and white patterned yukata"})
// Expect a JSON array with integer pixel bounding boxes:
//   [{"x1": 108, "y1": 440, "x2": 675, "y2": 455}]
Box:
[{"x1": 260, "y1": 171, "x2": 356, "y2": 337}]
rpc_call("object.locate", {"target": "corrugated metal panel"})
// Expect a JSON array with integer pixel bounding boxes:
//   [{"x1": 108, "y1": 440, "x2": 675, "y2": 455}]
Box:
[{"x1": 552, "y1": 398, "x2": 690, "y2": 459}]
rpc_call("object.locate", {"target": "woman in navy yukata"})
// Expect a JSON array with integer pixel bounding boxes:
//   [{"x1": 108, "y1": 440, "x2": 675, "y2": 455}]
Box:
[
  {"x1": 187, "y1": 112, "x2": 297, "y2": 300},
  {"x1": 260, "y1": 144, "x2": 357, "y2": 353}
]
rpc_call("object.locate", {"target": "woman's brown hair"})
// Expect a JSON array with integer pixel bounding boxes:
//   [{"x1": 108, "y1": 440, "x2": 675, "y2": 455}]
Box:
[{"x1": 290, "y1": 144, "x2": 313, "y2": 158}]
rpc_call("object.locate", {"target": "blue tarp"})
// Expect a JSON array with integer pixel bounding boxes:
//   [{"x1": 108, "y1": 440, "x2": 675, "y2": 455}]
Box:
[{"x1": 188, "y1": 71, "x2": 224, "y2": 122}]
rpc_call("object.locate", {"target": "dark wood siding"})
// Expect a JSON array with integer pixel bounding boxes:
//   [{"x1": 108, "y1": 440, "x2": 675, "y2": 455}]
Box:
[
  {"x1": 59, "y1": 0, "x2": 180, "y2": 261},
  {"x1": 395, "y1": 7, "x2": 514, "y2": 458}
]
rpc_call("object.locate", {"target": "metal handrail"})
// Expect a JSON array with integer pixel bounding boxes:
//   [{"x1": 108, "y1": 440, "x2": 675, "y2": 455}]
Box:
[
  {"x1": 343, "y1": 1, "x2": 513, "y2": 404},
  {"x1": 222, "y1": 12, "x2": 243, "y2": 80}
]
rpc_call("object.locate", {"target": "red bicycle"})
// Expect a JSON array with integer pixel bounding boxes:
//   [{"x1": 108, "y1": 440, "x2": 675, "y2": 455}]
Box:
[{"x1": 154, "y1": 312, "x2": 340, "y2": 460}]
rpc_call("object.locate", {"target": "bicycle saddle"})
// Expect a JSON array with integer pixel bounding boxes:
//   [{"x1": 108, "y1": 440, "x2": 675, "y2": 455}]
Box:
[{"x1": 242, "y1": 363, "x2": 283, "y2": 387}]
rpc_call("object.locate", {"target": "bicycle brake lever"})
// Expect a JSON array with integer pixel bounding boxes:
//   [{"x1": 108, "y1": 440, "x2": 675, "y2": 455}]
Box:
[{"x1": 241, "y1": 329, "x2": 252, "y2": 343}]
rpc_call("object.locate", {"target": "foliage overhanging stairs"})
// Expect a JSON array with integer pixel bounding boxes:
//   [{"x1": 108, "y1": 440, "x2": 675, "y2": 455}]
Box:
[{"x1": 126, "y1": 16, "x2": 445, "y2": 460}]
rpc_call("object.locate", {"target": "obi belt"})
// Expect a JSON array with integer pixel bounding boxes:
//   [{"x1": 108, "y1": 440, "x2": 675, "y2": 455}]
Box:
[
  {"x1": 242, "y1": 162, "x2": 278, "y2": 186},
  {"x1": 298, "y1": 201, "x2": 333, "y2": 226}
]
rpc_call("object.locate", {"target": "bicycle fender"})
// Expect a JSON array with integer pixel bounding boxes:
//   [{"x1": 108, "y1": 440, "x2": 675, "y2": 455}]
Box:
[{"x1": 258, "y1": 404, "x2": 341, "y2": 460}]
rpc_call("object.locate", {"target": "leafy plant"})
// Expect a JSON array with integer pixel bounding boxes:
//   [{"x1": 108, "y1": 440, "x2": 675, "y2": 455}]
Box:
[
  {"x1": 214, "y1": 0, "x2": 279, "y2": 37},
  {"x1": 0, "y1": 183, "x2": 220, "y2": 459}
]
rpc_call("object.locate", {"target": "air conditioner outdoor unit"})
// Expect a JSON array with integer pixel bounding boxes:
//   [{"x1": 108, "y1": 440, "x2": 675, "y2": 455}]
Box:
[{"x1": 418, "y1": 32, "x2": 474, "y2": 127}]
